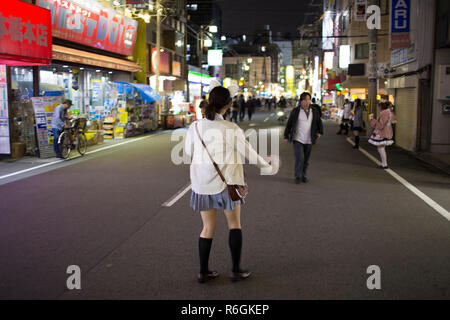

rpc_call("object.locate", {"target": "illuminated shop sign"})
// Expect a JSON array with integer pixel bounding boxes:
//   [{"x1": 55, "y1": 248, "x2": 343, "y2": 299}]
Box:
[
  {"x1": 37, "y1": 0, "x2": 138, "y2": 56},
  {"x1": 0, "y1": 0, "x2": 52, "y2": 65}
]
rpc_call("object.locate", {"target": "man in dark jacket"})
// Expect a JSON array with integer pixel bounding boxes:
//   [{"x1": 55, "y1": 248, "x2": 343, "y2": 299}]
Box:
[
  {"x1": 238, "y1": 95, "x2": 246, "y2": 121},
  {"x1": 284, "y1": 92, "x2": 324, "y2": 184}
]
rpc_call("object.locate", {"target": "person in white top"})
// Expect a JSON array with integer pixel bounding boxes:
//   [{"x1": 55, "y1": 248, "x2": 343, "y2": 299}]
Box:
[
  {"x1": 337, "y1": 99, "x2": 352, "y2": 136},
  {"x1": 185, "y1": 86, "x2": 278, "y2": 284}
]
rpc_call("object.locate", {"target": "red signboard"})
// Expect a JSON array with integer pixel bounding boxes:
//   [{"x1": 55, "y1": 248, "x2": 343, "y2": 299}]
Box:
[
  {"x1": 37, "y1": 0, "x2": 138, "y2": 56},
  {"x1": 151, "y1": 48, "x2": 171, "y2": 74},
  {"x1": 391, "y1": 33, "x2": 410, "y2": 49},
  {"x1": 0, "y1": 0, "x2": 52, "y2": 65}
]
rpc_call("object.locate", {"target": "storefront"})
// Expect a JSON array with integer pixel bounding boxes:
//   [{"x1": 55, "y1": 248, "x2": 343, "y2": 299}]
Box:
[
  {"x1": 188, "y1": 67, "x2": 211, "y2": 121},
  {"x1": 149, "y1": 48, "x2": 193, "y2": 128},
  {"x1": 105, "y1": 81, "x2": 160, "y2": 139},
  {"x1": 0, "y1": 0, "x2": 53, "y2": 158}
]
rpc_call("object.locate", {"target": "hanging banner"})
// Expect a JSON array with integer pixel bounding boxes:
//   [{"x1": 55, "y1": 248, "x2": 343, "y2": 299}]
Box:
[
  {"x1": 0, "y1": 65, "x2": 10, "y2": 155},
  {"x1": 390, "y1": 0, "x2": 411, "y2": 49},
  {"x1": 354, "y1": 0, "x2": 367, "y2": 22},
  {"x1": 0, "y1": 0, "x2": 52, "y2": 66},
  {"x1": 36, "y1": 0, "x2": 138, "y2": 56}
]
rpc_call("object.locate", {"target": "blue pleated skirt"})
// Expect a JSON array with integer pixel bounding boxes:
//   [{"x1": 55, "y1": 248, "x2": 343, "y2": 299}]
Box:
[{"x1": 190, "y1": 188, "x2": 243, "y2": 211}]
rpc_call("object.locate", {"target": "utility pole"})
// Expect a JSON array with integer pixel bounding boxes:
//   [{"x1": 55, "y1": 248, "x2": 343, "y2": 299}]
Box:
[
  {"x1": 156, "y1": 0, "x2": 161, "y2": 95},
  {"x1": 199, "y1": 26, "x2": 204, "y2": 96},
  {"x1": 367, "y1": 0, "x2": 379, "y2": 121}
]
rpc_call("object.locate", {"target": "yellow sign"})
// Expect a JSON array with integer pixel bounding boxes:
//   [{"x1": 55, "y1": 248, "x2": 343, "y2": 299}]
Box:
[
  {"x1": 119, "y1": 112, "x2": 128, "y2": 124},
  {"x1": 44, "y1": 106, "x2": 54, "y2": 113},
  {"x1": 286, "y1": 65, "x2": 294, "y2": 93}
]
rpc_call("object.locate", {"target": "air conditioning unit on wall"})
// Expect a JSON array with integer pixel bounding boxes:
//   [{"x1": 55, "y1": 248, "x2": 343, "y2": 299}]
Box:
[{"x1": 437, "y1": 65, "x2": 450, "y2": 100}]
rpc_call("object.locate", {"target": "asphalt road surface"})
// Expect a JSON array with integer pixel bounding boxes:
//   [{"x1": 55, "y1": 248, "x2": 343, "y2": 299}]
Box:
[{"x1": 1, "y1": 110, "x2": 449, "y2": 300}]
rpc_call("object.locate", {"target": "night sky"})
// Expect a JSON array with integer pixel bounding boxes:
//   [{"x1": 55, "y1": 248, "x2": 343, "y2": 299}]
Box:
[{"x1": 217, "y1": 0, "x2": 311, "y2": 39}]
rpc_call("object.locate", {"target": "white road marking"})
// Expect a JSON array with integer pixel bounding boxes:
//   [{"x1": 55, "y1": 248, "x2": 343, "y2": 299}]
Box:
[
  {"x1": 264, "y1": 117, "x2": 270, "y2": 122},
  {"x1": 0, "y1": 160, "x2": 65, "y2": 180},
  {"x1": 0, "y1": 134, "x2": 159, "y2": 181},
  {"x1": 162, "y1": 184, "x2": 192, "y2": 207},
  {"x1": 346, "y1": 138, "x2": 450, "y2": 221}
]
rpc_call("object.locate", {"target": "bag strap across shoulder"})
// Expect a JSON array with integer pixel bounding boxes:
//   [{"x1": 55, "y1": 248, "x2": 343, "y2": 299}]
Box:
[{"x1": 194, "y1": 122, "x2": 227, "y2": 184}]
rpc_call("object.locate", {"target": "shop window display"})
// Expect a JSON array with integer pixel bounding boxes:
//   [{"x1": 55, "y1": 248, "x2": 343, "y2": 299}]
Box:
[
  {"x1": 108, "y1": 82, "x2": 158, "y2": 139},
  {"x1": 10, "y1": 67, "x2": 37, "y2": 156},
  {"x1": 39, "y1": 67, "x2": 81, "y2": 115}
]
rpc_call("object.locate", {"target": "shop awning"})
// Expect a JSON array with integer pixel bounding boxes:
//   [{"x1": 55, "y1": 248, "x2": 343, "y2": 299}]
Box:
[
  {"x1": 114, "y1": 82, "x2": 161, "y2": 103},
  {"x1": 342, "y1": 77, "x2": 386, "y2": 89},
  {"x1": 52, "y1": 45, "x2": 142, "y2": 73}
]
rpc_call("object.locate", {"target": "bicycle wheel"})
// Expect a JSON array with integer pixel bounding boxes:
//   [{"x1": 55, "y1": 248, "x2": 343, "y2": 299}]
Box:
[
  {"x1": 77, "y1": 133, "x2": 87, "y2": 156},
  {"x1": 59, "y1": 132, "x2": 71, "y2": 159}
]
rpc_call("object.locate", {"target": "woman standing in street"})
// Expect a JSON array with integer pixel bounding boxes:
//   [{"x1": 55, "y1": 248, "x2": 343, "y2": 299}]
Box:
[
  {"x1": 351, "y1": 99, "x2": 364, "y2": 149},
  {"x1": 185, "y1": 86, "x2": 277, "y2": 284},
  {"x1": 368, "y1": 102, "x2": 396, "y2": 169}
]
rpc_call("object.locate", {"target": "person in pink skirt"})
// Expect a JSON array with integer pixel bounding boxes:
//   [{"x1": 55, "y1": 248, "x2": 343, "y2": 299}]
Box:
[{"x1": 368, "y1": 102, "x2": 396, "y2": 169}]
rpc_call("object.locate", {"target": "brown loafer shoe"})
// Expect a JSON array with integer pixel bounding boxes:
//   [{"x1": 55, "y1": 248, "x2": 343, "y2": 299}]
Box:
[
  {"x1": 230, "y1": 270, "x2": 251, "y2": 282},
  {"x1": 197, "y1": 271, "x2": 219, "y2": 283}
]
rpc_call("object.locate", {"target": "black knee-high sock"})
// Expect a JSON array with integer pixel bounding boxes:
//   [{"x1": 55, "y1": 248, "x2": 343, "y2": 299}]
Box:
[
  {"x1": 199, "y1": 238, "x2": 213, "y2": 274},
  {"x1": 229, "y1": 229, "x2": 242, "y2": 273},
  {"x1": 355, "y1": 135, "x2": 360, "y2": 147}
]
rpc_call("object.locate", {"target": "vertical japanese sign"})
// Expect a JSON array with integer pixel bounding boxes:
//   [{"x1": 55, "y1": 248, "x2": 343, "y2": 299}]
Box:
[
  {"x1": 0, "y1": 0, "x2": 52, "y2": 65},
  {"x1": 0, "y1": 65, "x2": 10, "y2": 155},
  {"x1": 391, "y1": 0, "x2": 411, "y2": 49},
  {"x1": 36, "y1": 0, "x2": 138, "y2": 56},
  {"x1": 354, "y1": 0, "x2": 367, "y2": 22}
]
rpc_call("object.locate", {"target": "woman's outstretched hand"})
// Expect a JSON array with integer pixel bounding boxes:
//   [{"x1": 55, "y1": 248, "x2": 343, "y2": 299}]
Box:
[{"x1": 265, "y1": 155, "x2": 280, "y2": 175}]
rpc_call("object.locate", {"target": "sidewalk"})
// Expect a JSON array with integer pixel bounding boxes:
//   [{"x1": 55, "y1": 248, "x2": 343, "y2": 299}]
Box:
[
  {"x1": 414, "y1": 152, "x2": 450, "y2": 176},
  {"x1": 326, "y1": 120, "x2": 450, "y2": 176},
  {"x1": 0, "y1": 131, "x2": 164, "y2": 178}
]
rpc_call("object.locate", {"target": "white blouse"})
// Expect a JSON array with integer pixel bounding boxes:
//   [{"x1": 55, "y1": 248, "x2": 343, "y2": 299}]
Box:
[{"x1": 185, "y1": 114, "x2": 274, "y2": 195}]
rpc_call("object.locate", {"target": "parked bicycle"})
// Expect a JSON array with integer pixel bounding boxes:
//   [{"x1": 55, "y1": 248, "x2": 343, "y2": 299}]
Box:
[{"x1": 58, "y1": 117, "x2": 88, "y2": 159}]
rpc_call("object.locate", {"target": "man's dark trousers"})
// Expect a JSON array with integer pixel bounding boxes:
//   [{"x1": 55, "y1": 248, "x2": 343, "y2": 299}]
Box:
[
  {"x1": 52, "y1": 128, "x2": 62, "y2": 154},
  {"x1": 293, "y1": 141, "x2": 312, "y2": 179}
]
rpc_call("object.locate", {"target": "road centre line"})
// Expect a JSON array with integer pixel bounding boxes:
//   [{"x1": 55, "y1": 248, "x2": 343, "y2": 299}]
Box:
[
  {"x1": 162, "y1": 184, "x2": 192, "y2": 207},
  {"x1": 346, "y1": 138, "x2": 450, "y2": 221}
]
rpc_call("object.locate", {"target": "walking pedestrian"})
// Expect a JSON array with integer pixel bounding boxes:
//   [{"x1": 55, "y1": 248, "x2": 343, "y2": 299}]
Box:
[
  {"x1": 238, "y1": 95, "x2": 246, "y2": 121},
  {"x1": 279, "y1": 96, "x2": 287, "y2": 109},
  {"x1": 350, "y1": 99, "x2": 364, "y2": 149},
  {"x1": 284, "y1": 92, "x2": 324, "y2": 184},
  {"x1": 368, "y1": 102, "x2": 396, "y2": 169},
  {"x1": 246, "y1": 97, "x2": 255, "y2": 121},
  {"x1": 51, "y1": 99, "x2": 72, "y2": 158},
  {"x1": 185, "y1": 86, "x2": 277, "y2": 283},
  {"x1": 337, "y1": 99, "x2": 352, "y2": 135},
  {"x1": 231, "y1": 96, "x2": 239, "y2": 123}
]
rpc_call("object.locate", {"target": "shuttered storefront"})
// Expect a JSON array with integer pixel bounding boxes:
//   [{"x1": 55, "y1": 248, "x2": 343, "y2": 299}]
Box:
[{"x1": 394, "y1": 88, "x2": 418, "y2": 152}]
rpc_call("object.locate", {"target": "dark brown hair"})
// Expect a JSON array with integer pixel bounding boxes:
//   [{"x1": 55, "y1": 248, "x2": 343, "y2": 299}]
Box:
[
  {"x1": 204, "y1": 86, "x2": 231, "y2": 120},
  {"x1": 300, "y1": 92, "x2": 312, "y2": 101},
  {"x1": 380, "y1": 102, "x2": 390, "y2": 110}
]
